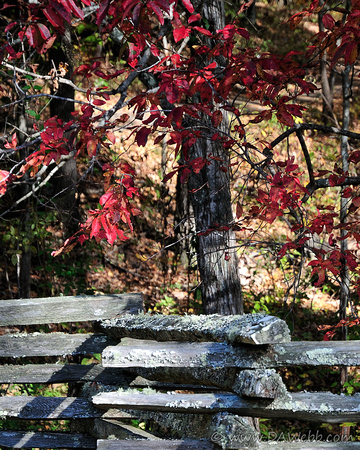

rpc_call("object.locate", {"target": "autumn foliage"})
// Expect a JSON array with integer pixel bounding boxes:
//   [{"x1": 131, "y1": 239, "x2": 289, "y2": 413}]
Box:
[{"x1": 1, "y1": 0, "x2": 360, "y2": 327}]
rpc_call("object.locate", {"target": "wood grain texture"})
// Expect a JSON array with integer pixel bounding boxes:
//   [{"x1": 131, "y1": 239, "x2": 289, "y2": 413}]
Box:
[
  {"x1": 96, "y1": 438, "x2": 360, "y2": 449},
  {"x1": 0, "y1": 363, "x2": 129, "y2": 384},
  {"x1": 102, "y1": 339, "x2": 360, "y2": 369},
  {"x1": 0, "y1": 332, "x2": 117, "y2": 358},
  {"x1": 100, "y1": 313, "x2": 290, "y2": 345},
  {"x1": 0, "y1": 431, "x2": 96, "y2": 449},
  {"x1": 97, "y1": 439, "x2": 216, "y2": 449},
  {"x1": 0, "y1": 293, "x2": 143, "y2": 326},
  {"x1": 92, "y1": 391, "x2": 360, "y2": 423},
  {"x1": 256, "y1": 443, "x2": 360, "y2": 449},
  {"x1": 93, "y1": 418, "x2": 162, "y2": 440},
  {"x1": 0, "y1": 396, "x2": 101, "y2": 419},
  {"x1": 233, "y1": 369, "x2": 289, "y2": 399}
]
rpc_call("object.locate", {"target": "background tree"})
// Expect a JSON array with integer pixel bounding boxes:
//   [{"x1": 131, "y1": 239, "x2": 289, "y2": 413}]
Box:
[{"x1": 0, "y1": 0, "x2": 360, "y2": 333}]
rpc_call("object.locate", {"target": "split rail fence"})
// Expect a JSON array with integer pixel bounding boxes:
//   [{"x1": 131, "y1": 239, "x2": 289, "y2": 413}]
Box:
[{"x1": 0, "y1": 294, "x2": 360, "y2": 449}]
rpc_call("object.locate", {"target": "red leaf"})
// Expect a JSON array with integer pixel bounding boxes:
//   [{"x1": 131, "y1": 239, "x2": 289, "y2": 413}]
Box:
[
  {"x1": 345, "y1": 252, "x2": 358, "y2": 270},
  {"x1": 323, "y1": 330, "x2": 336, "y2": 341},
  {"x1": 165, "y1": 82, "x2": 179, "y2": 104},
  {"x1": 181, "y1": 0, "x2": 194, "y2": 13},
  {"x1": 344, "y1": 41, "x2": 358, "y2": 66},
  {"x1": 90, "y1": 217, "x2": 101, "y2": 238},
  {"x1": 25, "y1": 25, "x2": 37, "y2": 47},
  {"x1": 96, "y1": 0, "x2": 110, "y2": 25},
  {"x1": 0, "y1": 170, "x2": 10, "y2": 194},
  {"x1": 43, "y1": 7, "x2": 65, "y2": 30},
  {"x1": 193, "y1": 26, "x2": 212, "y2": 37},
  {"x1": 349, "y1": 151, "x2": 360, "y2": 164},
  {"x1": 188, "y1": 13, "x2": 200, "y2": 24},
  {"x1": 150, "y1": 44, "x2": 160, "y2": 57},
  {"x1": 93, "y1": 99, "x2": 106, "y2": 106},
  {"x1": 322, "y1": 13, "x2": 335, "y2": 30},
  {"x1": 342, "y1": 187, "x2": 352, "y2": 198},
  {"x1": 5, "y1": 22, "x2": 17, "y2": 33},
  {"x1": 37, "y1": 23, "x2": 51, "y2": 40},
  {"x1": 276, "y1": 109, "x2": 294, "y2": 127},
  {"x1": 66, "y1": 0, "x2": 84, "y2": 19},
  {"x1": 106, "y1": 130, "x2": 116, "y2": 144},
  {"x1": 250, "y1": 109, "x2": 272, "y2": 124},
  {"x1": 38, "y1": 34, "x2": 57, "y2": 54},
  {"x1": 285, "y1": 104, "x2": 305, "y2": 117},
  {"x1": 237, "y1": 27, "x2": 250, "y2": 40},
  {"x1": 211, "y1": 110, "x2": 223, "y2": 128},
  {"x1": 153, "y1": 0, "x2": 170, "y2": 14},
  {"x1": 236, "y1": 202, "x2": 243, "y2": 219},
  {"x1": 353, "y1": 197, "x2": 360, "y2": 207},
  {"x1": 180, "y1": 167, "x2": 191, "y2": 183},
  {"x1": 117, "y1": 229, "x2": 129, "y2": 241},
  {"x1": 148, "y1": 1, "x2": 164, "y2": 24},
  {"x1": 50, "y1": 0, "x2": 72, "y2": 24},
  {"x1": 87, "y1": 138, "x2": 97, "y2": 157},
  {"x1": 162, "y1": 169, "x2": 179, "y2": 183},
  {"x1": 329, "y1": 174, "x2": 338, "y2": 187},
  {"x1": 136, "y1": 127, "x2": 151, "y2": 146},
  {"x1": 4, "y1": 132, "x2": 17, "y2": 149},
  {"x1": 173, "y1": 26, "x2": 190, "y2": 43}
]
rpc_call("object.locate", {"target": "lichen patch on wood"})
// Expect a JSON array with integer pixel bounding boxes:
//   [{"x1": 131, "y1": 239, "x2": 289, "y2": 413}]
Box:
[{"x1": 100, "y1": 313, "x2": 291, "y2": 345}]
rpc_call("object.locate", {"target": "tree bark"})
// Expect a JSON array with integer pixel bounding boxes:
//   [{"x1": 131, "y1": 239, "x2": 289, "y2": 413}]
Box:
[
  {"x1": 187, "y1": 0, "x2": 243, "y2": 314},
  {"x1": 49, "y1": 27, "x2": 80, "y2": 236},
  {"x1": 18, "y1": 109, "x2": 31, "y2": 299},
  {"x1": 318, "y1": 0, "x2": 337, "y2": 125}
]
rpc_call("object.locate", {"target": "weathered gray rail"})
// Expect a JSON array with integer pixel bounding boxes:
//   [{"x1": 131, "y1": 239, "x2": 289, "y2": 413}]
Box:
[
  {"x1": 0, "y1": 293, "x2": 143, "y2": 449},
  {"x1": 93, "y1": 313, "x2": 360, "y2": 449},
  {"x1": 2, "y1": 300, "x2": 360, "y2": 449}
]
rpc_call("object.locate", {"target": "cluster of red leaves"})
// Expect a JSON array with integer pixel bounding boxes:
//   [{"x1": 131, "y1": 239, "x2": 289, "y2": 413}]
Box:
[
  {"x1": 289, "y1": 0, "x2": 360, "y2": 67},
  {"x1": 22, "y1": 118, "x2": 73, "y2": 175},
  {"x1": 320, "y1": 317, "x2": 360, "y2": 341},
  {"x1": 79, "y1": 162, "x2": 141, "y2": 246},
  {"x1": 51, "y1": 162, "x2": 140, "y2": 256}
]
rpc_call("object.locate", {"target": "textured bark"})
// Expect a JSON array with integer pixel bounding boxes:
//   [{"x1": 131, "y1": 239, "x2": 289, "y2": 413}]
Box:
[
  {"x1": 18, "y1": 109, "x2": 31, "y2": 299},
  {"x1": 49, "y1": 27, "x2": 80, "y2": 235},
  {"x1": 188, "y1": 0, "x2": 243, "y2": 314},
  {"x1": 318, "y1": 0, "x2": 336, "y2": 124}
]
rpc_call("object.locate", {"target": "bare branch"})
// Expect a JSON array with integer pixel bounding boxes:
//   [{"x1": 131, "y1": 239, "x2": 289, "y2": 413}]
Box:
[
  {"x1": 1, "y1": 61, "x2": 91, "y2": 94},
  {"x1": 295, "y1": 129, "x2": 315, "y2": 188},
  {"x1": 270, "y1": 123, "x2": 360, "y2": 149}
]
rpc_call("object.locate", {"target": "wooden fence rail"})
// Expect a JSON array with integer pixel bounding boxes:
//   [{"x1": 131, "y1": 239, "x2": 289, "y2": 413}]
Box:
[
  {"x1": 93, "y1": 313, "x2": 360, "y2": 449},
  {"x1": 0, "y1": 293, "x2": 144, "y2": 449},
  {"x1": 1, "y1": 297, "x2": 360, "y2": 449}
]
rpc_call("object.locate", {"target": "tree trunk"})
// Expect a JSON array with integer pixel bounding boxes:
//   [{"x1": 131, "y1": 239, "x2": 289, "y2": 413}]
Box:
[
  {"x1": 18, "y1": 109, "x2": 31, "y2": 299},
  {"x1": 245, "y1": 0, "x2": 256, "y2": 25},
  {"x1": 187, "y1": 0, "x2": 243, "y2": 315},
  {"x1": 318, "y1": 0, "x2": 337, "y2": 125},
  {"x1": 49, "y1": 27, "x2": 80, "y2": 236}
]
